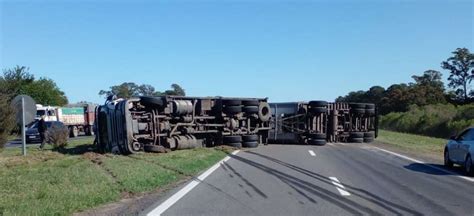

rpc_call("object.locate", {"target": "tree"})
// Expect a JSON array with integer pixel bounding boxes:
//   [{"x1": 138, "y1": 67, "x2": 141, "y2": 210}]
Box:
[
  {"x1": 99, "y1": 83, "x2": 186, "y2": 99},
  {"x1": 1, "y1": 66, "x2": 69, "y2": 106},
  {"x1": 441, "y1": 48, "x2": 474, "y2": 103},
  {"x1": 409, "y1": 70, "x2": 446, "y2": 106}
]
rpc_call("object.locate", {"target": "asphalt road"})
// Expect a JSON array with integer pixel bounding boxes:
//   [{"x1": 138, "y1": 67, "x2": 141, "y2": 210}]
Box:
[
  {"x1": 145, "y1": 143, "x2": 474, "y2": 216},
  {"x1": 5, "y1": 135, "x2": 92, "y2": 148}
]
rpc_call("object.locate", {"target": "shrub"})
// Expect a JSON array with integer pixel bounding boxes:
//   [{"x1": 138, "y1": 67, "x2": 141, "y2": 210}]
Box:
[
  {"x1": 0, "y1": 93, "x2": 15, "y2": 151},
  {"x1": 379, "y1": 103, "x2": 474, "y2": 138},
  {"x1": 47, "y1": 125, "x2": 69, "y2": 149}
]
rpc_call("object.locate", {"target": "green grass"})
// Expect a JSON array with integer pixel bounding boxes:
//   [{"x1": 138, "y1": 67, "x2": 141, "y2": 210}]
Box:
[
  {"x1": 0, "y1": 137, "x2": 228, "y2": 215},
  {"x1": 377, "y1": 129, "x2": 447, "y2": 155}
]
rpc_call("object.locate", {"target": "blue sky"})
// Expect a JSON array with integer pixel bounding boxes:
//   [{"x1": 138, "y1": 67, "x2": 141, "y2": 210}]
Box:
[{"x1": 1, "y1": 0, "x2": 473, "y2": 104}]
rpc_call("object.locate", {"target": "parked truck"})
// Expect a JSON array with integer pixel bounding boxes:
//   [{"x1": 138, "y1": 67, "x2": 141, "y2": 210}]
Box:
[
  {"x1": 35, "y1": 104, "x2": 96, "y2": 137},
  {"x1": 95, "y1": 96, "x2": 272, "y2": 154},
  {"x1": 269, "y1": 101, "x2": 378, "y2": 145}
]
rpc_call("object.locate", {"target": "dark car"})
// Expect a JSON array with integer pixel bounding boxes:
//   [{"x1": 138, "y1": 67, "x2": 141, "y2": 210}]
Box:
[{"x1": 26, "y1": 121, "x2": 67, "y2": 143}]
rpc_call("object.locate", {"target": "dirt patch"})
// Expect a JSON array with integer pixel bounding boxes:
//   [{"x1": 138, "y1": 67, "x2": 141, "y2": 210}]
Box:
[
  {"x1": 82, "y1": 152, "x2": 119, "y2": 182},
  {"x1": 0, "y1": 151, "x2": 63, "y2": 168}
]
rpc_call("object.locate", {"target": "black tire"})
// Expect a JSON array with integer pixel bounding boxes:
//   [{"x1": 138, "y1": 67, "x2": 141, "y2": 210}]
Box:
[
  {"x1": 464, "y1": 155, "x2": 473, "y2": 176},
  {"x1": 350, "y1": 132, "x2": 364, "y2": 138},
  {"x1": 140, "y1": 96, "x2": 164, "y2": 106},
  {"x1": 223, "y1": 100, "x2": 241, "y2": 106},
  {"x1": 363, "y1": 137, "x2": 374, "y2": 143},
  {"x1": 258, "y1": 102, "x2": 271, "y2": 122},
  {"x1": 350, "y1": 103, "x2": 366, "y2": 109},
  {"x1": 365, "y1": 109, "x2": 376, "y2": 115},
  {"x1": 307, "y1": 133, "x2": 326, "y2": 139},
  {"x1": 225, "y1": 142, "x2": 242, "y2": 148},
  {"x1": 242, "y1": 141, "x2": 258, "y2": 148},
  {"x1": 85, "y1": 125, "x2": 94, "y2": 136},
  {"x1": 242, "y1": 135, "x2": 259, "y2": 142},
  {"x1": 144, "y1": 145, "x2": 166, "y2": 153},
  {"x1": 224, "y1": 106, "x2": 242, "y2": 114},
  {"x1": 308, "y1": 139, "x2": 326, "y2": 146},
  {"x1": 352, "y1": 108, "x2": 366, "y2": 115},
  {"x1": 365, "y1": 104, "x2": 375, "y2": 109},
  {"x1": 309, "y1": 101, "x2": 328, "y2": 108},
  {"x1": 350, "y1": 137, "x2": 364, "y2": 143},
  {"x1": 364, "y1": 131, "x2": 375, "y2": 138},
  {"x1": 223, "y1": 135, "x2": 242, "y2": 143},
  {"x1": 243, "y1": 106, "x2": 259, "y2": 114},
  {"x1": 242, "y1": 100, "x2": 259, "y2": 106},
  {"x1": 444, "y1": 149, "x2": 453, "y2": 168},
  {"x1": 309, "y1": 107, "x2": 327, "y2": 114},
  {"x1": 69, "y1": 126, "x2": 78, "y2": 138}
]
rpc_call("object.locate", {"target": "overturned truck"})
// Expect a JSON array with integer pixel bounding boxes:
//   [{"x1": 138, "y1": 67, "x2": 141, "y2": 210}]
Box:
[
  {"x1": 95, "y1": 96, "x2": 272, "y2": 154},
  {"x1": 269, "y1": 101, "x2": 378, "y2": 145}
]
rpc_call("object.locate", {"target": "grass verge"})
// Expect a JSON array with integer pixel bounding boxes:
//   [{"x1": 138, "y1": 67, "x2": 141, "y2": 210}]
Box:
[
  {"x1": 0, "y1": 137, "x2": 228, "y2": 215},
  {"x1": 377, "y1": 129, "x2": 447, "y2": 156}
]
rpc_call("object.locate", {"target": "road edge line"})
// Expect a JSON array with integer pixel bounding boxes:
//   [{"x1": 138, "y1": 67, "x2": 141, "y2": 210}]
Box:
[
  {"x1": 147, "y1": 150, "x2": 240, "y2": 216},
  {"x1": 370, "y1": 146, "x2": 474, "y2": 183}
]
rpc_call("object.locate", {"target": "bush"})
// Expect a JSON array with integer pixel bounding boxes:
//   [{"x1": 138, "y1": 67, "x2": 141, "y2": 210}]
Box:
[
  {"x1": 379, "y1": 103, "x2": 473, "y2": 138},
  {"x1": 47, "y1": 125, "x2": 69, "y2": 149},
  {"x1": 0, "y1": 93, "x2": 15, "y2": 151}
]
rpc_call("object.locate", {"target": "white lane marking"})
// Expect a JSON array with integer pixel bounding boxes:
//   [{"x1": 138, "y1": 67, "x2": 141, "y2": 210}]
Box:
[
  {"x1": 147, "y1": 150, "x2": 240, "y2": 216},
  {"x1": 329, "y1": 177, "x2": 351, "y2": 196},
  {"x1": 308, "y1": 150, "x2": 316, "y2": 156},
  {"x1": 370, "y1": 146, "x2": 474, "y2": 183}
]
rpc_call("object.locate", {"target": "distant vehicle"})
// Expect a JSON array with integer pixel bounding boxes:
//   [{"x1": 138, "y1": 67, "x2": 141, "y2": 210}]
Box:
[
  {"x1": 35, "y1": 104, "x2": 96, "y2": 137},
  {"x1": 444, "y1": 127, "x2": 474, "y2": 176},
  {"x1": 26, "y1": 121, "x2": 67, "y2": 143}
]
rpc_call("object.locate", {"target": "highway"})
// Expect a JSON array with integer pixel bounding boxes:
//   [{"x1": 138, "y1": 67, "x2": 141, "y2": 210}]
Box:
[{"x1": 144, "y1": 143, "x2": 474, "y2": 216}]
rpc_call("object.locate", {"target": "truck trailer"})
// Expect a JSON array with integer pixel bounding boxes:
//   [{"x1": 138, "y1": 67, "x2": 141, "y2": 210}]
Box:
[
  {"x1": 269, "y1": 101, "x2": 378, "y2": 145},
  {"x1": 95, "y1": 96, "x2": 272, "y2": 154}
]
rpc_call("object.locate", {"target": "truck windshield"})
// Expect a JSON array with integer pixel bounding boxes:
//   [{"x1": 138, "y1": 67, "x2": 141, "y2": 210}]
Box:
[{"x1": 36, "y1": 110, "x2": 46, "y2": 117}]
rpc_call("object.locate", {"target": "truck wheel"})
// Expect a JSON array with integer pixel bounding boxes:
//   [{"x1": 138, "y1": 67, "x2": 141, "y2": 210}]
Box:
[
  {"x1": 308, "y1": 139, "x2": 326, "y2": 146},
  {"x1": 224, "y1": 106, "x2": 242, "y2": 114},
  {"x1": 144, "y1": 145, "x2": 166, "y2": 153},
  {"x1": 258, "y1": 102, "x2": 271, "y2": 122},
  {"x1": 309, "y1": 107, "x2": 327, "y2": 114},
  {"x1": 350, "y1": 132, "x2": 364, "y2": 139},
  {"x1": 363, "y1": 137, "x2": 374, "y2": 143},
  {"x1": 242, "y1": 141, "x2": 258, "y2": 148},
  {"x1": 140, "y1": 96, "x2": 164, "y2": 106},
  {"x1": 364, "y1": 131, "x2": 375, "y2": 138},
  {"x1": 307, "y1": 133, "x2": 326, "y2": 140},
  {"x1": 69, "y1": 126, "x2": 79, "y2": 138},
  {"x1": 85, "y1": 126, "x2": 94, "y2": 136},
  {"x1": 350, "y1": 103, "x2": 366, "y2": 109},
  {"x1": 365, "y1": 109, "x2": 376, "y2": 115},
  {"x1": 350, "y1": 138, "x2": 364, "y2": 143},
  {"x1": 223, "y1": 100, "x2": 242, "y2": 106},
  {"x1": 242, "y1": 135, "x2": 259, "y2": 142},
  {"x1": 352, "y1": 108, "x2": 366, "y2": 115},
  {"x1": 365, "y1": 104, "x2": 375, "y2": 109},
  {"x1": 243, "y1": 106, "x2": 259, "y2": 114},
  {"x1": 226, "y1": 142, "x2": 242, "y2": 148},
  {"x1": 242, "y1": 100, "x2": 259, "y2": 106},
  {"x1": 223, "y1": 135, "x2": 242, "y2": 143},
  {"x1": 309, "y1": 101, "x2": 328, "y2": 108}
]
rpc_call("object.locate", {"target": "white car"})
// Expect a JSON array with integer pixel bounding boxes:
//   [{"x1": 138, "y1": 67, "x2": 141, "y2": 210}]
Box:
[{"x1": 444, "y1": 127, "x2": 474, "y2": 176}]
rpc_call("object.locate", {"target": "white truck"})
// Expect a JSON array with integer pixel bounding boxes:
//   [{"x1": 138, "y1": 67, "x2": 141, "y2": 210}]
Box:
[{"x1": 35, "y1": 104, "x2": 96, "y2": 137}]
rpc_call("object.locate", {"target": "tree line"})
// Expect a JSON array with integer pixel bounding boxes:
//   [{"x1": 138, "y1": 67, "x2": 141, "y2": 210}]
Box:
[{"x1": 336, "y1": 48, "x2": 474, "y2": 115}]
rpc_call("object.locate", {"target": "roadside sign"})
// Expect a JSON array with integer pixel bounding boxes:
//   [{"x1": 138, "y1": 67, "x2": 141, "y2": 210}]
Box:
[{"x1": 11, "y1": 95, "x2": 37, "y2": 156}]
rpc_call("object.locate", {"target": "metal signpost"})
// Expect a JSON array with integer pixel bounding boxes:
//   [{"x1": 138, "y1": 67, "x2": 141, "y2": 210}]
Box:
[{"x1": 11, "y1": 95, "x2": 36, "y2": 156}]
